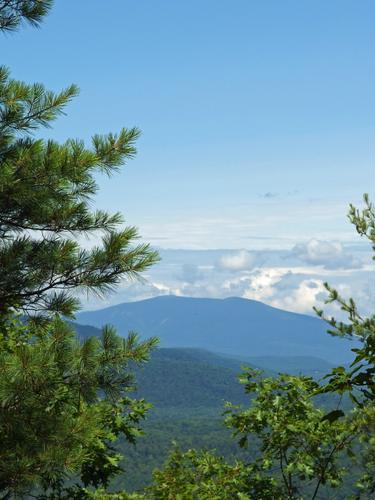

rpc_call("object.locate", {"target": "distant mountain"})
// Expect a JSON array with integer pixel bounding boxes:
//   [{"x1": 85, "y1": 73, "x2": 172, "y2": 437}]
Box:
[
  {"x1": 77, "y1": 295, "x2": 355, "y2": 364},
  {"x1": 69, "y1": 315, "x2": 351, "y2": 493},
  {"x1": 69, "y1": 321, "x2": 336, "y2": 380},
  {"x1": 70, "y1": 322, "x2": 102, "y2": 340},
  {"x1": 66, "y1": 326, "x2": 257, "y2": 409}
]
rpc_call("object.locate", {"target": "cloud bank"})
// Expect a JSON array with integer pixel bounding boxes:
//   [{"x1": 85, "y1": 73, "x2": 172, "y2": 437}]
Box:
[
  {"x1": 290, "y1": 239, "x2": 361, "y2": 269},
  {"x1": 79, "y1": 242, "x2": 373, "y2": 319}
]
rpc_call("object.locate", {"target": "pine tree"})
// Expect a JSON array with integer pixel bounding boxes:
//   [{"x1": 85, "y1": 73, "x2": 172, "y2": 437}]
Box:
[
  {"x1": 0, "y1": 316, "x2": 158, "y2": 498},
  {"x1": 0, "y1": 63, "x2": 158, "y2": 318},
  {"x1": 0, "y1": 2, "x2": 160, "y2": 497},
  {"x1": 0, "y1": 0, "x2": 53, "y2": 32}
]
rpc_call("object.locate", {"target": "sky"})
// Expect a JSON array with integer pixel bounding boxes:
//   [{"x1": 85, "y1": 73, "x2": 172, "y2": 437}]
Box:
[{"x1": 4, "y1": 0, "x2": 375, "y2": 315}]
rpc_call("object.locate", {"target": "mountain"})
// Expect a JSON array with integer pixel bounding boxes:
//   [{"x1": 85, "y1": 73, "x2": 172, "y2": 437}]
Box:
[
  {"x1": 133, "y1": 347, "x2": 262, "y2": 415},
  {"x1": 70, "y1": 323, "x2": 331, "y2": 377},
  {"x1": 70, "y1": 322, "x2": 102, "y2": 340},
  {"x1": 115, "y1": 347, "x2": 252, "y2": 491},
  {"x1": 71, "y1": 319, "x2": 336, "y2": 378},
  {"x1": 77, "y1": 295, "x2": 355, "y2": 364},
  {"x1": 66, "y1": 327, "x2": 347, "y2": 492},
  {"x1": 110, "y1": 346, "x2": 343, "y2": 492}
]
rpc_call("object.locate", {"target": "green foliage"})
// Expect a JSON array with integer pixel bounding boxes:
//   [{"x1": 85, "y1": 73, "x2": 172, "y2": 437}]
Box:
[
  {"x1": 0, "y1": 5, "x2": 159, "y2": 498},
  {"x1": 0, "y1": 315, "x2": 158, "y2": 497},
  {"x1": 146, "y1": 371, "x2": 365, "y2": 499},
  {"x1": 0, "y1": 0, "x2": 53, "y2": 32},
  {"x1": 134, "y1": 348, "x2": 251, "y2": 411},
  {"x1": 2, "y1": 3, "x2": 374, "y2": 498},
  {"x1": 116, "y1": 415, "x2": 249, "y2": 491},
  {"x1": 50, "y1": 486, "x2": 144, "y2": 500},
  {"x1": 149, "y1": 448, "x2": 279, "y2": 500},
  {"x1": 354, "y1": 404, "x2": 375, "y2": 496},
  {"x1": 147, "y1": 198, "x2": 375, "y2": 499},
  {"x1": 314, "y1": 194, "x2": 375, "y2": 405},
  {"x1": 226, "y1": 370, "x2": 361, "y2": 499},
  {"x1": 312, "y1": 195, "x2": 375, "y2": 495},
  {"x1": 0, "y1": 64, "x2": 159, "y2": 318}
]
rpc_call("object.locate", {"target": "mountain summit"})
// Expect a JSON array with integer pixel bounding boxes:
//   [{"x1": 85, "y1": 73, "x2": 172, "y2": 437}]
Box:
[{"x1": 77, "y1": 295, "x2": 354, "y2": 364}]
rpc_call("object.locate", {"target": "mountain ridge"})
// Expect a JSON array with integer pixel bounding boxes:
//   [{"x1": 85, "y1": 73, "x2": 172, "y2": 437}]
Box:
[{"x1": 77, "y1": 295, "x2": 355, "y2": 364}]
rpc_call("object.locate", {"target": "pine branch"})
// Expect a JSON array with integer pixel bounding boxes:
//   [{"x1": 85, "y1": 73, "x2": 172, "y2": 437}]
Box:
[{"x1": 0, "y1": 0, "x2": 53, "y2": 32}]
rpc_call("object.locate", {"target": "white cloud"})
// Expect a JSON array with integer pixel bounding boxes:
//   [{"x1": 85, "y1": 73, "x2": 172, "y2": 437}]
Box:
[
  {"x1": 290, "y1": 239, "x2": 361, "y2": 269},
  {"x1": 221, "y1": 268, "x2": 284, "y2": 301},
  {"x1": 79, "y1": 245, "x2": 374, "y2": 317},
  {"x1": 137, "y1": 197, "x2": 356, "y2": 250},
  {"x1": 176, "y1": 263, "x2": 205, "y2": 284},
  {"x1": 270, "y1": 279, "x2": 326, "y2": 314},
  {"x1": 220, "y1": 267, "x2": 325, "y2": 313},
  {"x1": 242, "y1": 269, "x2": 286, "y2": 301},
  {"x1": 218, "y1": 250, "x2": 260, "y2": 271}
]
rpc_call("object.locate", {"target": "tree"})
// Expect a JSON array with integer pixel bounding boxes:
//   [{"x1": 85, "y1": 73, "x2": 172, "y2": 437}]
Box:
[
  {"x1": 312, "y1": 194, "x2": 375, "y2": 495},
  {"x1": 0, "y1": 63, "x2": 158, "y2": 318},
  {"x1": 225, "y1": 370, "x2": 362, "y2": 500},
  {"x1": 314, "y1": 194, "x2": 375, "y2": 406},
  {"x1": 0, "y1": 2, "x2": 159, "y2": 497},
  {"x1": 0, "y1": 0, "x2": 52, "y2": 32},
  {"x1": 148, "y1": 447, "x2": 279, "y2": 500},
  {"x1": 0, "y1": 316, "x2": 158, "y2": 498},
  {"x1": 147, "y1": 371, "x2": 361, "y2": 500}
]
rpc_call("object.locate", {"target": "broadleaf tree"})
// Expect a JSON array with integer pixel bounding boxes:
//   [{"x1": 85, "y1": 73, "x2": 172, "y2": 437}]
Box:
[
  {"x1": 145, "y1": 371, "x2": 363, "y2": 500},
  {"x1": 312, "y1": 194, "x2": 375, "y2": 495},
  {"x1": 314, "y1": 194, "x2": 375, "y2": 406}
]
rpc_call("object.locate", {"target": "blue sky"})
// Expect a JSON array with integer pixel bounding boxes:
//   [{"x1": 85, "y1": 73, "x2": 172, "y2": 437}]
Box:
[{"x1": 4, "y1": 0, "x2": 375, "y2": 313}]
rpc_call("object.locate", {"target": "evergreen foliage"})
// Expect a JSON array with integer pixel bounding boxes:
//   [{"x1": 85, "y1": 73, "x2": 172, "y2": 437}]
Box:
[
  {"x1": 0, "y1": 0, "x2": 52, "y2": 32},
  {"x1": 0, "y1": 61, "x2": 158, "y2": 318},
  {"x1": 0, "y1": 4, "x2": 159, "y2": 497},
  {"x1": 0, "y1": 315, "x2": 158, "y2": 497}
]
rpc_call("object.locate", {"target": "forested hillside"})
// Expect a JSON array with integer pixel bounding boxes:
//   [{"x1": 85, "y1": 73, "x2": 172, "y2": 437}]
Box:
[
  {"x1": 72, "y1": 327, "x2": 353, "y2": 493},
  {"x1": 108, "y1": 348, "x2": 346, "y2": 492}
]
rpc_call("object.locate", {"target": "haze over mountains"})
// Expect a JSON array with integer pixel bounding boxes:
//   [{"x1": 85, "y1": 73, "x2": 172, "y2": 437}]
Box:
[{"x1": 77, "y1": 295, "x2": 355, "y2": 365}]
